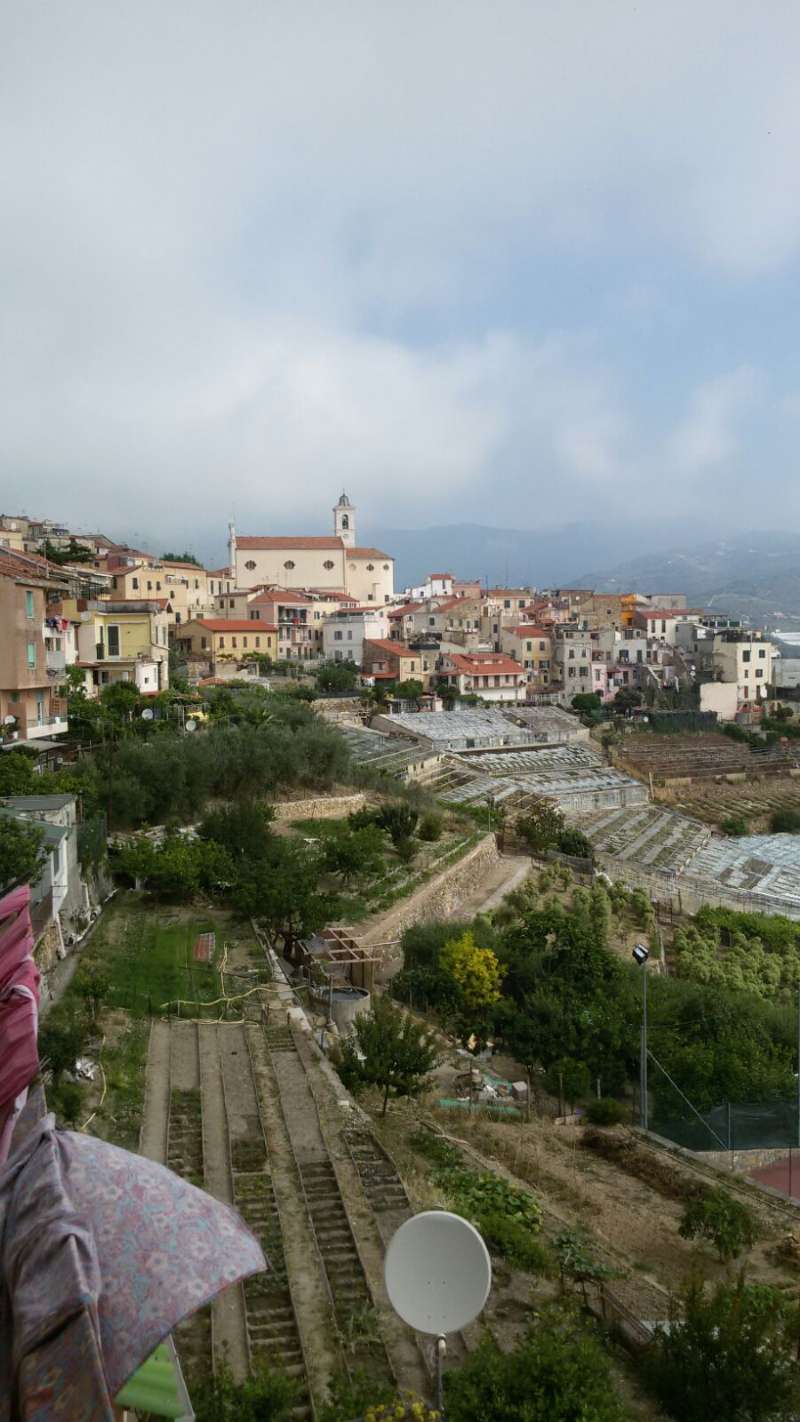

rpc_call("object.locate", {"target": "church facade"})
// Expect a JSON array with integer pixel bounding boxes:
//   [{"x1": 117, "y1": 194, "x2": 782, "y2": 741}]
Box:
[{"x1": 228, "y1": 494, "x2": 395, "y2": 604}]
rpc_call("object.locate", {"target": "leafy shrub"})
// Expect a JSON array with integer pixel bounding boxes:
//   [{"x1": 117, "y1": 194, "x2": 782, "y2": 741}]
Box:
[
  {"x1": 376, "y1": 801, "x2": 419, "y2": 845},
  {"x1": 394, "y1": 836, "x2": 419, "y2": 865},
  {"x1": 445, "y1": 1313, "x2": 629, "y2": 1421},
  {"x1": 586, "y1": 1096, "x2": 625, "y2": 1126},
  {"x1": 678, "y1": 1187, "x2": 757, "y2": 1260},
  {"x1": 477, "y1": 1211, "x2": 551, "y2": 1272},
  {"x1": 418, "y1": 812, "x2": 443, "y2": 842},
  {"x1": 721, "y1": 816, "x2": 750, "y2": 837},
  {"x1": 192, "y1": 1361, "x2": 298, "y2": 1421},
  {"x1": 771, "y1": 807, "x2": 800, "y2": 834},
  {"x1": 642, "y1": 1276, "x2": 800, "y2": 1422},
  {"x1": 556, "y1": 827, "x2": 593, "y2": 859}
]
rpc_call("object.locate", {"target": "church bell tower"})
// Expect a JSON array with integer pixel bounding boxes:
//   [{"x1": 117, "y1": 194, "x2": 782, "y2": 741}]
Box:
[{"x1": 333, "y1": 491, "x2": 356, "y2": 548}]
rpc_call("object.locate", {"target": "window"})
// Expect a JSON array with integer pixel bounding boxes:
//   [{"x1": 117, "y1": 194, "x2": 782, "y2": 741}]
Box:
[
  {"x1": 341, "y1": 514, "x2": 349, "y2": 529},
  {"x1": 229, "y1": 598, "x2": 235, "y2": 607},
  {"x1": 245, "y1": 560, "x2": 256, "y2": 571},
  {"x1": 219, "y1": 637, "x2": 225, "y2": 648},
  {"x1": 255, "y1": 636, "x2": 260, "y2": 648},
  {"x1": 334, "y1": 630, "x2": 343, "y2": 641},
  {"x1": 758, "y1": 647, "x2": 766, "y2": 658},
  {"x1": 429, "y1": 617, "x2": 435, "y2": 626},
  {"x1": 323, "y1": 559, "x2": 335, "y2": 570},
  {"x1": 383, "y1": 563, "x2": 390, "y2": 571},
  {"x1": 132, "y1": 576, "x2": 139, "y2": 590},
  {"x1": 347, "y1": 631, "x2": 353, "y2": 640},
  {"x1": 25, "y1": 590, "x2": 34, "y2": 618},
  {"x1": 504, "y1": 600, "x2": 511, "y2": 609},
  {"x1": 366, "y1": 563, "x2": 374, "y2": 571},
  {"x1": 107, "y1": 625, "x2": 120, "y2": 657},
  {"x1": 756, "y1": 668, "x2": 764, "y2": 678},
  {"x1": 243, "y1": 637, "x2": 248, "y2": 647},
  {"x1": 147, "y1": 580, "x2": 152, "y2": 590},
  {"x1": 26, "y1": 642, "x2": 36, "y2": 668},
  {"x1": 201, "y1": 637, "x2": 208, "y2": 650},
  {"x1": 156, "y1": 581, "x2": 161, "y2": 590},
  {"x1": 283, "y1": 560, "x2": 295, "y2": 570},
  {"x1": 742, "y1": 650, "x2": 752, "y2": 663}
]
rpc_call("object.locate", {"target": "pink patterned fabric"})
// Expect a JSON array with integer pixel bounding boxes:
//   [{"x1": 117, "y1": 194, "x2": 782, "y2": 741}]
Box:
[
  {"x1": 0, "y1": 886, "x2": 40, "y2": 1168},
  {"x1": 0, "y1": 1116, "x2": 267, "y2": 1418}
]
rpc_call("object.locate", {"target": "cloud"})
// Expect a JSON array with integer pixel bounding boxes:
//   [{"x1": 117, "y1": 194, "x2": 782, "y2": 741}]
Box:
[{"x1": 2, "y1": 1, "x2": 800, "y2": 553}]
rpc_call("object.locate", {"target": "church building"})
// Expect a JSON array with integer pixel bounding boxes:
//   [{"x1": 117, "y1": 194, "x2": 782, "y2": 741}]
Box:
[{"x1": 228, "y1": 494, "x2": 395, "y2": 603}]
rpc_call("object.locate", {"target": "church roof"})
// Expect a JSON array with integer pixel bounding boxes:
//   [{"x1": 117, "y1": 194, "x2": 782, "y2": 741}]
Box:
[
  {"x1": 348, "y1": 547, "x2": 393, "y2": 560},
  {"x1": 236, "y1": 536, "x2": 343, "y2": 551}
]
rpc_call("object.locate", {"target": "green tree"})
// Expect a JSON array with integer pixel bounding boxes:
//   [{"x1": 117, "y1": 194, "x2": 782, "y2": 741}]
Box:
[
  {"x1": 38, "y1": 1016, "x2": 86, "y2": 1085},
  {"x1": 771, "y1": 807, "x2": 800, "y2": 834},
  {"x1": 392, "y1": 678, "x2": 424, "y2": 704},
  {"x1": 160, "y1": 550, "x2": 202, "y2": 565},
  {"x1": 721, "y1": 815, "x2": 750, "y2": 837},
  {"x1": 0, "y1": 749, "x2": 37, "y2": 795},
  {"x1": 336, "y1": 996, "x2": 439, "y2": 1114},
  {"x1": 444, "y1": 1311, "x2": 630, "y2": 1422},
  {"x1": 557, "y1": 826, "x2": 593, "y2": 858},
  {"x1": 0, "y1": 816, "x2": 47, "y2": 891},
  {"x1": 570, "y1": 692, "x2": 602, "y2": 714},
  {"x1": 440, "y1": 931, "x2": 505, "y2": 1018},
  {"x1": 418, "y1": 812, "x2": 443, "y2": 842},
  {"x1": 316, "y1": 660, "x2": 359, "y2": 693},
  {"x1": 376, "y1": 801, "x2": 419, "y2": 846},
  {"x1": 515, "y1": 798, "x2": 565, "y2": 853},
  {"x1": 679, "y1": 1188, "x2": 757, "y2": 1261},
  {"x1": 322, "y1": 825, "x2": 385, "y2": 884},
  {"x1": 613, "y1": 687, "x2": 643, "y2": 713},
  {"x1": 642, "y1": 1276, "x2": 800, "y2": 1422},
  {"x1": 235, "y1": 838, "x2": 330, "y2": 955}
]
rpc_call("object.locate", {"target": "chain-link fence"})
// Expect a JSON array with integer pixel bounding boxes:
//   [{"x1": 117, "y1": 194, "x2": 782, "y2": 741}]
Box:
[{"x1": 653, "y1": 1096, "x2": 800, "y2": 1153}]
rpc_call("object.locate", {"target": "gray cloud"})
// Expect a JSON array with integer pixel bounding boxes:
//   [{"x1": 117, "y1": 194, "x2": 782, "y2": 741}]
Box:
[{"x1": 3, "y1": 1, "x2": 800, "y2": 556}]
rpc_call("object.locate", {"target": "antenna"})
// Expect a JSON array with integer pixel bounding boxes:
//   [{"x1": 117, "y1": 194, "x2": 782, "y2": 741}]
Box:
[{"x1": 384, "y1": 1210, "x2": 491, "y2": 1410}]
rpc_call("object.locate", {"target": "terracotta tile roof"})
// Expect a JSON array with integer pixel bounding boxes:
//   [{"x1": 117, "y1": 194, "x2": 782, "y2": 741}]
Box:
[
  {"x1": 237, "y1": 536, "x2": 343, "y2": 550},
  {"x1": 206, "y1": 567, "x2": 232, "y2": 578},
  {"x1": 348, "y1": 547, "x2": 393, "y2": 560},
  {"x1": 191, "y1": 619, "x2": 277, "y2": 632},
  {"x1": 159, "y1": 559, "x2": 207, "y2": 571},
  {"x1": 388, "y1": 601, "x2": 423, "y2": 617},
  {"x1": 249, "y1": 589, "x2": 312, "y2": 606},
  {"x1": 363, "y1": 638, "x2": 417, "y2": 658},
  {"x1": 511, "y1": 625, "x2": 551, "y2": 638},
  {"x1": 428, "y1": 572, "x2": 453, "y2": 579},
  {"x1": 446, "y1": 653, "x2": 526, "y2": 676}
]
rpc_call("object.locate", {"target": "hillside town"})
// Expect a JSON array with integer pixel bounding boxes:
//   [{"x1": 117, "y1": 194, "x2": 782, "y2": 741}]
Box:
[{"x1": 7, "y1": 497, "x2": 800, "y2": 1422}]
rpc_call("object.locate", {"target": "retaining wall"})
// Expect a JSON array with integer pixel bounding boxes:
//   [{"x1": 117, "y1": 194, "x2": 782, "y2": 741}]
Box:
[
  {"x1": 363, "y1": 834, "x2": 500, "y2": 981},
  {"x1": 271, "y1": 793, "x2": 366, "y2": 822}
]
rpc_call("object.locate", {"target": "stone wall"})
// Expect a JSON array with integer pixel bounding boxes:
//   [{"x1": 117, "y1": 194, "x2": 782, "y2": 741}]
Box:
[
  {"x1": 363, "y1": 834, "x2": 500, "y2": 981},
  {"x1": 271, "y1": 793, "x2": 366, "y2": 822}
]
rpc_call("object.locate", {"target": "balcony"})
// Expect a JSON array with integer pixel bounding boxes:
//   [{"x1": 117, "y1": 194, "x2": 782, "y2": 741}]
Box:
[
  {"x1": 27, "y1": 715, "x2": 68, "y2": 740},
  {"x1": 46, "y1": 648, "x2": 66, "y2": 675}
]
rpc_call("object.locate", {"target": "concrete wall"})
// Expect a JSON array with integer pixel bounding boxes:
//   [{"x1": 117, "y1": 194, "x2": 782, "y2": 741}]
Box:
[
  {"x1": 271, "y1": 792, "x2": 366, "y2": 822},
  {"x1": 363, "y1": 833, "x2": 500, "y2": 980},
  {"x1": 699, "y1": 681, "x2": 738, "y2": 720}
]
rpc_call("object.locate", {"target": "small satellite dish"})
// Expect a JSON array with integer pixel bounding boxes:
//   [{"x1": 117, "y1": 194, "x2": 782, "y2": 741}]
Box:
[
  {"x1": 140, "y1": 708, "x2": 155, "y2": 721},
  {"x1": 384, "y1": 1210, "x2": 491, "y2": 1336},
  {"x1": 3, "y1": 715, "x2": 16, "y2": 725},
  {"x1": 185, "y1": 718, "x2": 197, "y2": 733}
]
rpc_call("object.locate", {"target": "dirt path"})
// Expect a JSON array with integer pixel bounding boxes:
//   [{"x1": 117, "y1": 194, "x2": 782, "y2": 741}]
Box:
[
  {"x1": 198, "y1": 1026, "x2": 250, "y2": 1381},
  {"x1": 139, "y1": 1019, "x2": 169, "y2": 1162},
  {"x1": 458, "y1": 853, "x2": 531, "y2": 916}
]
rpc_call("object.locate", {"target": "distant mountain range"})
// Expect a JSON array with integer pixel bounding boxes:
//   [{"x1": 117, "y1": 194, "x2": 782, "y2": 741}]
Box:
[
  {"x1": 575, "y1": 531, "x2": 800, "y2": 629},
  {"x1": 364, "y1": 523, "x2": 800, "y2": 628}
]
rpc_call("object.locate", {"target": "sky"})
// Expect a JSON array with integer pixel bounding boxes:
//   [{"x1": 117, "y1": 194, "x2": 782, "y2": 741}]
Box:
[{"x1": 3, "y1": 1, "x2": 800, "y2": 563}]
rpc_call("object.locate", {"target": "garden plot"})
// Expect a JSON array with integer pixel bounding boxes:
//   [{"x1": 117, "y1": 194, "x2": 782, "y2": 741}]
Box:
[
  {"x1": 619, "y1": 731, "x2": 800, "y2": 782},
  {"x1": 668, "y1": 778, "x2": 800, "y2": 831},
  {"x1": 423, "y1": 747, "x2": 647, "y2": 814},
  {"x1": 580, "y1": 805, "x2": 712, "y2": 872}
]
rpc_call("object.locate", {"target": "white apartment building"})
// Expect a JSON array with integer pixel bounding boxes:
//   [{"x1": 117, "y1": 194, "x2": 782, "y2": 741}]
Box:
[
  {"x1": 712, "y1": 633, "x2": 774, "y2": 708},
  {"x1": 322, "y1": 607, "x2": 390, "y2": 664}
]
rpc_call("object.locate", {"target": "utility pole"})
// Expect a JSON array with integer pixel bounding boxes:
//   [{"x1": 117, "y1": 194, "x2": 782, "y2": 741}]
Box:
[
  {"x1": 796, "y1": 983, "x2": 800, "y2": 1152},
  {"x1": 641, "y1": 962, "x2": 648, "y2": 1131}
]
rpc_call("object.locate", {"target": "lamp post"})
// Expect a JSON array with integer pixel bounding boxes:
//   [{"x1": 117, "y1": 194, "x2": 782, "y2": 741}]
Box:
[{"x1": 632, "y1": 943, "x2": 649, "y2": 1131}]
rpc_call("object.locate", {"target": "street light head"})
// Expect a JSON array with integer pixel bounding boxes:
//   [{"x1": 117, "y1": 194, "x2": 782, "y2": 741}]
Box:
[{"x1": 632, "y1": 943, "x2": 649, "y2": 967}]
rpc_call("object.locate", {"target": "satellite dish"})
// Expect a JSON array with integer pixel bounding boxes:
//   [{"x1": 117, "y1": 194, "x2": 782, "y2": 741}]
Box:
[
  {"x1": 185, "y1": 718, "x2": 197, "y2": 733},
  {"x1": 3, "y1": 715, "x2": 16, "y2": 725},
  {"x1": 384, "y1": 1210, "x2": 491, "y2": 1336},
  {"x1": 140, "y1": 708, "x2": 155, "y2": 721}
]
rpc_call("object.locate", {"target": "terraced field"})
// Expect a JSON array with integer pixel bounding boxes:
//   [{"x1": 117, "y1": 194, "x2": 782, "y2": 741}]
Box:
[
  {"x1": 618, "y1": 731, "x2": 800, "y2": 783},
  {"x1": 667, "y1": 777, "x2": 800, "y2": 831},
  {"x1": 579, "y1": 804, "x2": 712, "y2": 872}
]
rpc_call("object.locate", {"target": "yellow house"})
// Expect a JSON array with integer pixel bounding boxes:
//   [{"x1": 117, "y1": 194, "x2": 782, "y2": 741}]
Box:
[
  {"x1": 175, "y1": 618, "x2": 278, "y2": 677},
  {"x1": 61, "y1": 596, "x2": 170, "y2": 696},
  {"x1": 107, "y1": 560, "x2": 212, "y2": 626}
]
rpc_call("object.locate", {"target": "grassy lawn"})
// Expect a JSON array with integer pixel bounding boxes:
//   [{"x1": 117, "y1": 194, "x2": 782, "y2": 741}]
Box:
[{"x1": 81, "y1": 895, "x2": 242, "y2": 1016}]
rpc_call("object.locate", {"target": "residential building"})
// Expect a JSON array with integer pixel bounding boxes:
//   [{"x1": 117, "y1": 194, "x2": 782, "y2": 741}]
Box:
[
  {"x1": 0, "y1": 552, "x2": 69, "y2": 743},
  {"x1": 229, "y1": 492, "x2": 395, "y2": 603},
  {"x1": 632, "y1": 608, "x2": 704, "y2": 645},
  {"x1": 0, "y1": 794, "x2": 84, "y2": 942},
  {"x1": 437, "y1": 651, "x2": 527, "y2": 703},
  {"x1": 361, "y1": 638, "x2": 426, "y2": 685},
  {"x1": 245, "y1": 589, "x2": 316, "y2": 662},
  {"x1": 175, "y1": 619, "x2": 278, "y2": 678},
  {"x1": 711, "y1": 631, "x2": 774, "y2": 709},
  {"x1": 61, "y1": 597, "x2": 170, "y2": 696},
  {"x1": 322, "y1": 607, "x2": 389, "y2": 664},
  {"x1": 207, "y1": 567, "x2": 236, "y2": 598},
  {"x1": 500, "y1": 625, "x2": 553, "y2": 689}
]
